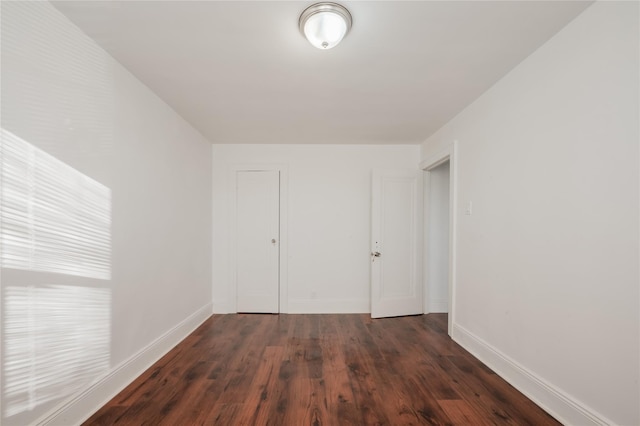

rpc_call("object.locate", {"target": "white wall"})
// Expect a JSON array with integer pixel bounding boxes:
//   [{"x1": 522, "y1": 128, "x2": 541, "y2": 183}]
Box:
[
  {"x1": 212, "y1": 144, "x2": 420, "y2": 314},
  {"x1": 1, "y1": 2, "x2": 212, "y2": 425},
  {"x1": 426, "y1": 161, "x2": 450, "y2": 313},
  {"x1": 421, "y1": 2, "x2": 639, "y2": 425}
]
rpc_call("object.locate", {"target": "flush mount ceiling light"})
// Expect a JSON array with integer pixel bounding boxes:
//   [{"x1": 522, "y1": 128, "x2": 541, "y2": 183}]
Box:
[{"x1": 299, "y1": 2, "x2": 352, "y2": 50}]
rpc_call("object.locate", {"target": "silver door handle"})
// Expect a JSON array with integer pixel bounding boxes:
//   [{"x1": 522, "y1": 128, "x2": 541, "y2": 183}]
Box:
[{"x1": 372, "y1": 251, "x2": 381, "y2": 257}]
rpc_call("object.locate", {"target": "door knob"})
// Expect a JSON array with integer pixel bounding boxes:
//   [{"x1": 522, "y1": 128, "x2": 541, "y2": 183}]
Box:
[
  {"x1": 372, "y1": 251, "x2": 381, "y2": 257},
  {"x1": 271, "y1": 239, "x2": 277, "y2": 244}
]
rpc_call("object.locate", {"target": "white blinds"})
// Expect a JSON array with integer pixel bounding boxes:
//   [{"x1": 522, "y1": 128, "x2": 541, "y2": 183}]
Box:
[{"x1": 0, "y1": 129, "x2": 111, "y2": 280}]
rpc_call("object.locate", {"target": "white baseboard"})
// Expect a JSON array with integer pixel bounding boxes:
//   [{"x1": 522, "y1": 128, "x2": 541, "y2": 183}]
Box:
[
  {"x1": 36, "y1": 302, "x2": 213, "y2": 426},
  {"x1": 427, "y1": 298, "x2": 448, "y2": 313},
  {"x1": 214, "y1": 298, "x2": 370, "y2": 314},
  {"x1": 452, "y1": 323, "x2": 612, "y2": 426},
  {"x1": 287, "y1": 298, "x2": 369, "y2": 314}
]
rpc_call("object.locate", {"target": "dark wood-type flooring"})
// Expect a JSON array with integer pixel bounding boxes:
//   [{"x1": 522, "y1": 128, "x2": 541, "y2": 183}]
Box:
[{"x1": 84, "y1": 314, "x2": 559, "y2": 425}]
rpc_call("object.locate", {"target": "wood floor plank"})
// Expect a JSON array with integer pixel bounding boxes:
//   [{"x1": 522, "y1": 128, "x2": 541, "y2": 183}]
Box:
[
  {"x1": 355, "y1": 315, "x2": 444, "y2": 425},
  {"x1": 84, "y1": 314, "x2": 560, "y2": 426},
  {"x1": 232, "y1": 345, "x2": 285, "y2": 425},
  {"x1": 336, "y1": 315, "x2": 394, "y2": 425},
  {"x1": 204, "y1": 403, "x2": 244, "y2": 425},
  {"x1": 438, "y1": 399, "x2": 490, "y2": 426}
]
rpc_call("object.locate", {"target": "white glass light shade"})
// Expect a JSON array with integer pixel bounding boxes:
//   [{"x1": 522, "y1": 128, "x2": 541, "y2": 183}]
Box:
[
  {"x1": 304, "y1": 11, "x2": 347, "y2": 49},
  {"x1": 299, "y1": 3, "x2": 352, "y2": 50}
]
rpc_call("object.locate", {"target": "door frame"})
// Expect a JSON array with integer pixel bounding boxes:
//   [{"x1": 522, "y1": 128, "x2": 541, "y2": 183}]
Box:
[
  {"x1": 228, "y1": 164, "x2": 289, "y2": 313},
  {"x1": 419, "y1": 141, "x2": 457, "y2": 336}
]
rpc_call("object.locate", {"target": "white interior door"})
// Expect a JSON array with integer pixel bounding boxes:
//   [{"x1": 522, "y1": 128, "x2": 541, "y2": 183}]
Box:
[
  {"x1": 371, "y1": 169, "x2": 423, "y2": 318},
  {"x1": 236, "y1": 170, "x2": 280, "y2": 313}
]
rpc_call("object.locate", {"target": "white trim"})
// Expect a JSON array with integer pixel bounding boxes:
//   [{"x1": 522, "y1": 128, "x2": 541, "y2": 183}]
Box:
[
  {"x1": 420, "y1": 140, "x2": 458, "y2": 336},
  {"x1": 228, "y1": 164, "x2": 289, "y2": 313},
  {"x1": 287, "y1": 298, "x2": 369, "y2": 314},
  {"x1": 422, "y1": 170, "x2": 431, "y2": 314},
  {"x1": 419, "y1": 148, "x2": 450, "y2": 171},
  {"x1": 36, "y1": 303, "x2": 213, "y2": 426},
  {"x1": 452, "y1": 323, "x2": 613, "y2": 426}
]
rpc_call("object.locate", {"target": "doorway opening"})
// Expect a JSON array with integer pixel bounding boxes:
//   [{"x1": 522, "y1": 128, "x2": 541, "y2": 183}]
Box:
[
  {"x1": 421, "y1": 141, "x2": 456, "y2": 336},
  {"x1": 425, "y1": 160, "x2": 450, "y2": 316}
]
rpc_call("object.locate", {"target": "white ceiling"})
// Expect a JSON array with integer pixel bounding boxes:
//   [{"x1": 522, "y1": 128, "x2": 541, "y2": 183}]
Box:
[{"x1": 51, "y1": 1, "x2": 592, "y2": 144}]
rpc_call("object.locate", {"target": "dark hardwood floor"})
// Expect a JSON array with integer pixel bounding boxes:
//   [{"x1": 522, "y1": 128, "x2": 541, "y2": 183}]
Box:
[{"x1": 84, "y1": 314, "x2": 559, "y2": 425}]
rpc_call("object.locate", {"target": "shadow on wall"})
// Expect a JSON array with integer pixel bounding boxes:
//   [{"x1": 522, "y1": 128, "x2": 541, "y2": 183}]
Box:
[{"x1": 1, "y1": 129, "x2": 112, "y2": 425}]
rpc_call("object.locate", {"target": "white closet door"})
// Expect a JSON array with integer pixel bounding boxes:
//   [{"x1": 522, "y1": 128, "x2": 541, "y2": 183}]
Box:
[{"x1": 236, "y1": 170, "x2": 280, "y2": 313}]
